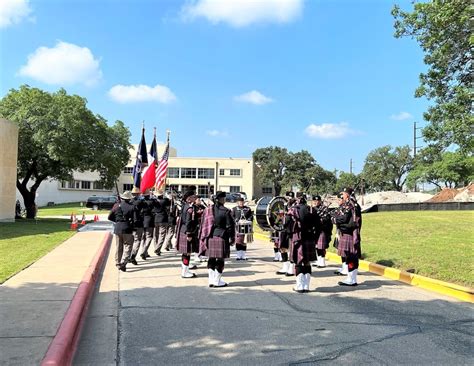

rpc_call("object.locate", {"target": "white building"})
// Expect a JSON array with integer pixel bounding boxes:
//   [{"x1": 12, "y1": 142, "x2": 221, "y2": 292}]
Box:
[{"x1": 16, "y1": 144, "x2": 269, "y2": 207}]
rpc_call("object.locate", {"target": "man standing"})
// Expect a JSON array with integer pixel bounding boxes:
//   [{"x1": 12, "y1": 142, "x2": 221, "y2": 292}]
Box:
[
  {"x1": 332, "y1": 187, "x2": 360, "y2": 286},
  {"x1": 313, "y1": 195, "x2": 332, "y2": 268},
  {"x1": 232, "y1": 197, "x2": 253, "y2": 260},
  {"x1": 176, "y1": 194, "x2": 200, "y2": 278},
  {"x1": 152, "y1": 191, "x2": 171, "y2": 256},
  {"x1": 139, "y1": 189, "x2": 155, "y2": 260},
  {"x1": 288, "y1": 192, "x2": 317, "y2": 293},
  {"x1": 108, "y1": 191, "x2": 135, "y2": 272},
  {"x1": 276, "y1": 191, "x2": 296, "y2": 276},
  {"x1": 199, "y1": 191, "x2": 235, "y2": 287},
  {"x1": 129, "y1": 187, "x2": 145, "y2": 265}
]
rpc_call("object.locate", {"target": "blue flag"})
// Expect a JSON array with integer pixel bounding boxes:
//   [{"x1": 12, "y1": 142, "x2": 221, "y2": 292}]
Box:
[{"x1": 132, "y1": 128, "x2": 148, "y2": 189}]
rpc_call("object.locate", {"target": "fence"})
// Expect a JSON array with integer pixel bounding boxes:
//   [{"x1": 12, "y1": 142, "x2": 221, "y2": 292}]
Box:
[{"x1": 363, "y1": 201, "x2": 474, "y2": 213}]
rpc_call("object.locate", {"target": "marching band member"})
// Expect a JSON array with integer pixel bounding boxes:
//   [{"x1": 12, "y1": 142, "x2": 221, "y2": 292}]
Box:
[
  {"x1": 232, "y1": 197, "x2": 253, "y2": 260},
  {"x1": 312, "y1": 195, "x2": 332, "y2": 268},
  {"x1": 331, "y1": 187, "x2": 360, "y2": 286},
  {"x1": 288, "y1": 192, "x2": 317, "y2": 293},
  {"x1": 199, "y1": 191, "x2": 235, "y2": 288},
  {"x1": 176, "y1": 194, "x2": 199, "y2": 278},
  {"x1": 276, "y1": 191, "x2": 296, "y2": 276},
  {"x1": 192, "y1": 196, "x2": 206, "y2": 264}
]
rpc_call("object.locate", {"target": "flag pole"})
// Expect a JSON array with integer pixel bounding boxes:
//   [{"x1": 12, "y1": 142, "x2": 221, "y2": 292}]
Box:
[{"x1": 163, "y1": 130, "x2": 170, "y2": 192}]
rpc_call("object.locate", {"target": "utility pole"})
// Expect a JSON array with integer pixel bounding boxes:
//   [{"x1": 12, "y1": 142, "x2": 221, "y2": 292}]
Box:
[
  {"x1": 350, "y1": 159, "x2": 353, "y2": 174},
  {"x1": 413, "y1": 122, "x2": 423, "y2": 191}
]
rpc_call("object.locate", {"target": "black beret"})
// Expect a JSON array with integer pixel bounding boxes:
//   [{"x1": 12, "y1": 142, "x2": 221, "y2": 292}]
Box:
[
  {"x1": 296, "y1": 192, "x2": 304, "y2": 198},
  {"x1": 313, "y1": 195, "x2": 322, "y2": 201},
  {"x1": 285, "y1": 191, "x2": 295, "y2": 198},
  {"x1": 342, "y1": 187, "x2": 354, "y2": 195}
]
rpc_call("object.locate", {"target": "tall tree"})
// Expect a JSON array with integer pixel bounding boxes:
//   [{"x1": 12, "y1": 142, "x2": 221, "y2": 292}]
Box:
[
  {"x1": 393, "y1": 0, "x2": 473, "y2": 153},
  {"x1": 334, "y1": 172, "x2": 359, "y2": 195},
  {"x1": 407, "y1": 149, "x2": 474, "y2": 189},
  {"x1": 362, "y1": 145, "x2": 413, "y2": 192},
  {"x1": 253, "y1": 146, "x2": 290, "y2": 196},
  {"x1": 0, "y1": 85, "x2": 131, "y2": 218}
]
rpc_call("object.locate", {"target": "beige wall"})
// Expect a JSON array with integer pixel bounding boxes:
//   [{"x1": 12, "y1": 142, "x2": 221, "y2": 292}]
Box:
[{"x1": 0, "y1": 119, "x2": 19, "y2": 222}]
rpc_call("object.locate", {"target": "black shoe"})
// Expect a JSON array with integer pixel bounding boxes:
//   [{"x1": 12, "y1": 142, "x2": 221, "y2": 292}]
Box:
[
  {"x1": 236, "y1": 258, "x2": 241, "y2": 261},
  {"x1": 285, "y1": 273, "x2": 295, "y2": 277},
  {"x1": 130, "y1": 258, "x2": 138, "y2": 265},
  {"x1": 189, "y1": 264, "x2": 198, "y2": 270},
  {"x1": 140, "y1": 254, "x2": 146, "y2": 261},
  {"x1": 119, "y1": 264, "x2": 127, "y2": 272},
  {"x1": 165, "y1": 247, "x2": 170, "y2": 251},
  {"x1": 293, "y1": 288, "x2": 304, "y2": 293},
  {"x1": 338, "y1": 281, "x2": 358, "y2": 287},
  {"x1": 145, "y1": 253, "x2": 151, "y2": 258},
  {"x1": 334, "y1": 271, "x2": 345, "y2": 276},
  {"x1": 154, "y1": 250, "x2": 161, "y2": 256}
]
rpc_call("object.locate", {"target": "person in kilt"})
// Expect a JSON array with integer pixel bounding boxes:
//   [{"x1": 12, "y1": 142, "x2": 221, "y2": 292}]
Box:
[
  {"x1": 313, "y1": 195, "x2": 332, "y2": 268},
  {"x1": 176, "y1": 194, "x2": 200, "y2": 278},
  {"x1": 276, "y1": 191, "x2": 296, "y2": 276},
  {"x1": 287, "y1": 192, "x2": 317, "y2": 293},
  {"x1": 199, "y1": 191, "x2": 235, "y2": 288},
  {"x1": 191, "y1": 196, "x2": 206, "y2": 264},
  {"x1": 271, "y1": 230, "x2": 281, "y2": 262},
  {"x1": 331, "y1": 187, "x2": 360, "y2": 286},
  {"x1": 231, "y1": 197, "x2": 253, "y2": 261}
]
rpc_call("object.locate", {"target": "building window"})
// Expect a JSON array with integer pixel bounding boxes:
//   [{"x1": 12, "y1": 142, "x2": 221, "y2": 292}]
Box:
[
  {"x1": 60, "y1": 181, "x2": 68, "y2": 188},
  {"x1": 81, "y1": 181, "x2": 91, "y2": 190},
  {"x1": 69, "y1": 180, "x2": 80, "y2": 189},
  {"x1": 94, "y1": 181, "x2": 105, "y2": 190},
  {"x1": 198, "y1": 168, "x2": 214, "y2": 179},
  {"x1": 123, "y1": 184, "x2": 134, "y2": 192},
  {"x1": 262, "y1": 187, "x2": 273, "y2": 194},
  {"x1": 168, "y1": 167, "x2": 180, "y2": 178},
  {"x1": 219, "y1": 169, "x2": 225, "y2": 176},
  {"x1": 123, "y1": 167, "x2": 134, "y2": 174},
  {"x1": 230, "y1": 169, "x2": 241, "y2": 176},
  {"x1": 181, "y1": 168, "x2": 196, "y2": 179},
  {"x1": 198, "y1": 185, "x2": 214, "y2": 197},
  {"x1": 229, "y1": 186, "x2": 240, "y2": 193}
]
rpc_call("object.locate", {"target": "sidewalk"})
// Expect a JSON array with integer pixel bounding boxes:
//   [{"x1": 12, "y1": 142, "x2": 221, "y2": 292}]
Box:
[{"x1": 0, "y1": 231, "x2": 110, "y2": 365}]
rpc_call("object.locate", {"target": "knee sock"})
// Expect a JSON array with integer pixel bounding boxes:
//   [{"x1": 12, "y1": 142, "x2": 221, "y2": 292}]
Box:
[
  {"x1": 207, "y1": 257, "x2": 217, "y2": 270},
  {"x1": 273, "y1": 247, "x2": 279, "y2": 253},
  {"x1": 303, "y1": 264, "x2": 312, "y2": 274},
  {"x1": 295, "y1": 265, "x2": 304, "y2": 276},
  {"x1": 216, "y1": 259, "x2": 225, "y2": 273},
  {"x1": 182, "y1": 254, "x2": 190, "y2": 266},
  {"x1": 281, "y1": 252, "x2": 288, "y2": 262},
  {"x1": 341, "y1": 256, "x2": 346, "y2": 265}
]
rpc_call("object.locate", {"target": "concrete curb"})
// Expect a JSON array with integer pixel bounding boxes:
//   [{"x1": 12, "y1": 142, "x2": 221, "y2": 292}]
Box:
[
  {"x1": 41, "y1": 232, "x2": 112, "y2": 366},
  {"x1": 253, "y1": 232, "x2": 473, "y2": 303}
]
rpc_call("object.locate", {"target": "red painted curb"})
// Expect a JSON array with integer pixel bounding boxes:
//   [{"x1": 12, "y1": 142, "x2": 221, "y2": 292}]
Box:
[{"x1": 41, "y1": 231, "x2": 113, "y2": 366}]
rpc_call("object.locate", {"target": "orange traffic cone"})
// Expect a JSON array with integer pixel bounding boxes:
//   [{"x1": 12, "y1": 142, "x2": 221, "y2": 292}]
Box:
[
  {"x1": 94, "y1": 214, "x2": 99, "y2": 222},
  {"x1": 81, "y1": 212, "x2": 86, "y2": 225},
  {"x1": 70, "y1": 215, "x2": 78, "y2": 230}
]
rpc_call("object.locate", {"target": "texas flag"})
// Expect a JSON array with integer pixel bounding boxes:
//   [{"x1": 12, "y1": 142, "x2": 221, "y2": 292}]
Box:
[{"x1": 140, "y1": 133, "x2": 158, "y2": 193}]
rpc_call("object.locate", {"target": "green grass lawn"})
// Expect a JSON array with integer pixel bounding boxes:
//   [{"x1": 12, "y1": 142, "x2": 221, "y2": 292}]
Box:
[
  {"x1": 255, "y1": 211, "x2": 474, "y2": 287},
  {"x1": 0, "y1": 219, "x2": 76, "y2": 283},
  {"x1": 36, "y1": 202, "x2": 109, "y2": 217}
]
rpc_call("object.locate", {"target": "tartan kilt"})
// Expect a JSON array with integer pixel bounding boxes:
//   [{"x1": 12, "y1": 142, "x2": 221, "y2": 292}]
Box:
[
  {"x1": 177, "y1": 232, "x2": 198, "y2": 254},
  {"x1": 336, "y1": 232, "x2": 356, "y2": 256},
  {"x1": 235, "y1": 233, "x2": 245, "y2": 245},
  {"x1": 205, "y1": 236, "x2": 231, "y2": 259},
  {"x1": 291, "y1": 238, "x2": 317, "y2": 265},
  {"x1": 316, "y1": 231, "x2": 330, "y2": 250}
]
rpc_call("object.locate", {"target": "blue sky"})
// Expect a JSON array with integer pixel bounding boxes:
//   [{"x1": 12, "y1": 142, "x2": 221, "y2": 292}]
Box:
[{"x1": 1, "y1": 0, "x2": 428, "y2": 174}]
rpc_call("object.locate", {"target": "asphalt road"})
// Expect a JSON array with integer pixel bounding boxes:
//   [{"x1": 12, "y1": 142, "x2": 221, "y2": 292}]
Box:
[{"x1": 75, "y1": 239, "x2": 473, "y2": 365}]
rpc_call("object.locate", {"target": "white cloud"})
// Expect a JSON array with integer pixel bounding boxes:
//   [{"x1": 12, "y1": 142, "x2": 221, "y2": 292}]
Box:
[
  {"x1": 108, "y1": 84, "x2": 177, "y2": 104},
  {"x1": 234, "y1": 90, "x2": 273, "y2": 105},
  {"x1": 390, "y1": 111, "x2": 413, "y2": 121},
  {"x1": 18, "y1": 41, "x2": 102, "y2": 86},
  {"x1": 206, "y1": 130, "x2": 229, "y2": 137},
  {"x1": 0, "y1": 0, "x2": 32, "y2": 28},
  {"x1": 305, "y1": 122, "x2": 357, "y2": 139},
  {"x1": 181, "y1": 0, "x2": 303, "y2": 27}
]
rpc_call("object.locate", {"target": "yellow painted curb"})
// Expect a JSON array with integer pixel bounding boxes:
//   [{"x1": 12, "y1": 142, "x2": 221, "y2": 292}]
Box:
[{"x1": 254, "y1": 232, "x2": 473, "y2": 303}]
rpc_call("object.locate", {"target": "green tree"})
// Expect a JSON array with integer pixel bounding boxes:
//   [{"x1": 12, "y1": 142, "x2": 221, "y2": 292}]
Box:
[
  {"x1": 253, "y1": 146, "x2": 290, "y2": 196},
  {"x1": 361, "y1": 145, "x2": 413, "y2": 192},
  {"x1": 335, "y1": 172, "x2": 359, "y2": 195},
  {"x1": 407, "y1": 150, "x2": 474, "y2": 189},
  {"x1": 393, "y1": 0, "x2": 473, "y2": 153},
  {"x1": 0, "y1": 85, "x2": 131, "y2": 218}
]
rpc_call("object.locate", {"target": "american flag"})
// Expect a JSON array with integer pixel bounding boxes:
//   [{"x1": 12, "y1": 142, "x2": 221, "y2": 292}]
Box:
[{"x1": 155, "y1": 137, "x2": 170, "y2": 190}]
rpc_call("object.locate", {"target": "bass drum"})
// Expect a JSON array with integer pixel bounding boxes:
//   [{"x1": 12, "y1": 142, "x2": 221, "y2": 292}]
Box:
[{"x1": 255, "y1": 196, "x2": 288, "y2": 232}]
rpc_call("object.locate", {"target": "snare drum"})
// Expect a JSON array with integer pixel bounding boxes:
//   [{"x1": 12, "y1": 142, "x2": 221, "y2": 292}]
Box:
[{"x1": 237, "y1": 219, "x2": 253, "y2": 234}]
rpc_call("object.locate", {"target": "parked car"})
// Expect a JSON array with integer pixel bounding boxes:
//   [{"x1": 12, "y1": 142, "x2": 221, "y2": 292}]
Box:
[
  {"x1": 237, "y1": 192, "x2": 248, "y2": 200},
  {"x1": 225, "y1": 193, "x2": 241, "y2": 202},
  {"x1": 86, "y1": 196, "x2": 117, "y2": 210}
]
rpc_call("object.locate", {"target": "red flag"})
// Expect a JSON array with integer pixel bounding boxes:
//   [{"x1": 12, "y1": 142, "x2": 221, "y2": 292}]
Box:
[{"x1": 140, "y1": 132, "x2": 158, "y2": 192}]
